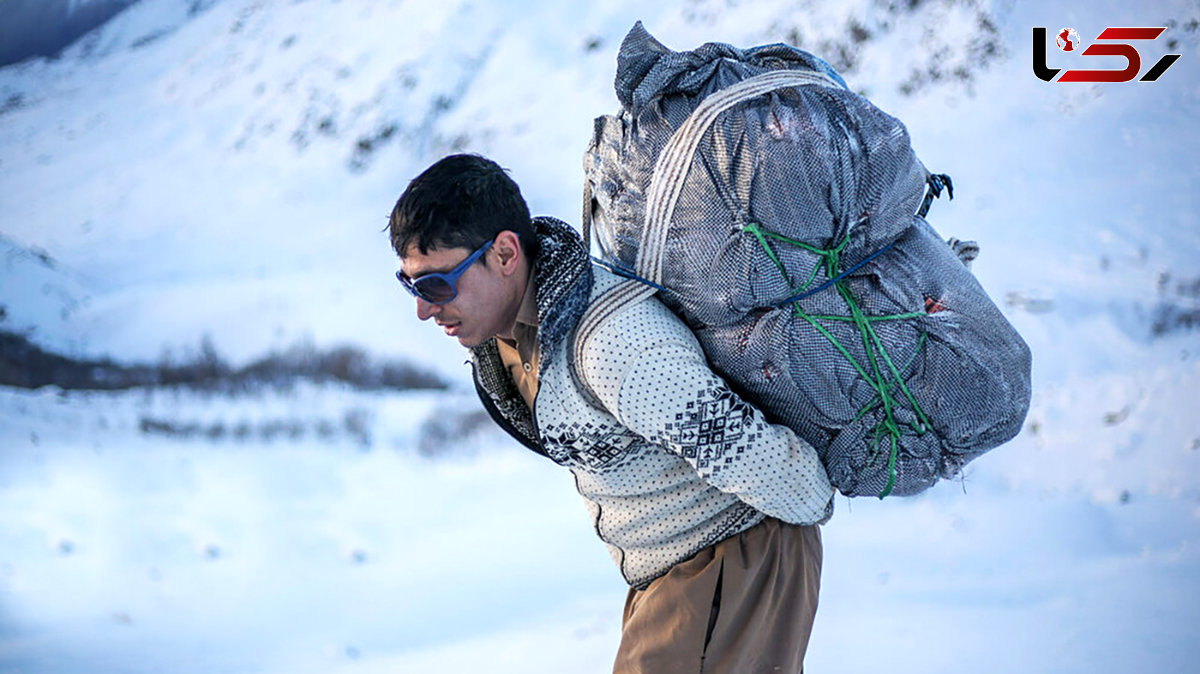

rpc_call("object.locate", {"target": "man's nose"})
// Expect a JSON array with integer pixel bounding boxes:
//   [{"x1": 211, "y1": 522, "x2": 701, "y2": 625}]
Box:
[{"x1": 415, "y1": 297, "x2": 439, "y2": 321}]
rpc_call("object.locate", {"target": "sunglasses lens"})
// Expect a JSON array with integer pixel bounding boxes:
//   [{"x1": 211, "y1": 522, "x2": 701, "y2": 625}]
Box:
[{"x1": 413, "y1": 277, "x2": 455, "y2": 303}]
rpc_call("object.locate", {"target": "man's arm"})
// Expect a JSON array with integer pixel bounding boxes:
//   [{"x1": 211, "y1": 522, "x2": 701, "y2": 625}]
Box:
[{"x1": 578, "y1": 296, "x2": 834, "y2": 524}]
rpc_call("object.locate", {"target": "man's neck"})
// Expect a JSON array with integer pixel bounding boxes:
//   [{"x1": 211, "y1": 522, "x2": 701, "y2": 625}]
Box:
[{"x1": 496, "y1": 260, "x2": 535, "y2": 342}]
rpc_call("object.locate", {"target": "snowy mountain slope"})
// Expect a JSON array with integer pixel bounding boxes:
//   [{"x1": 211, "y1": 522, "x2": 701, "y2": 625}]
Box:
[
  {"x1": 2, "y1": 0, "x2": 1199, "y2": 672},
  {"x1": 0, "y1": 235, "x2": 95, "y2": 350},
  {"x1": 0, "y1": 0, "x2": 1113, "y2": 375}
]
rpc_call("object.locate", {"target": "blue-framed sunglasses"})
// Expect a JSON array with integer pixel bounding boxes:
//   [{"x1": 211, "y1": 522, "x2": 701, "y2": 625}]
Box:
[{"x1": 396, "y1": 239, "x2": 493, "y2": 304}]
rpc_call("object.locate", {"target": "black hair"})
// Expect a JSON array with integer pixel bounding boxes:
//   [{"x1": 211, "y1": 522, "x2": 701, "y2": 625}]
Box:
[{"x1": 389, "y1": 154, "x2": 538, "y2": 263}]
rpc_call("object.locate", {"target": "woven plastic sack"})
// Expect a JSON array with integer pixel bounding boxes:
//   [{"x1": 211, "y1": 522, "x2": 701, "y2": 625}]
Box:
[{"x1": 581, "y1": 23, "x2": 1031, "y2": 497}]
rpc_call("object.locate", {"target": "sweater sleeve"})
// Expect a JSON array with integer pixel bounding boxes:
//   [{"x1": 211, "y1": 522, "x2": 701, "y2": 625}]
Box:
[{"x1": 579, "y1": 299, "x2": 835, "y2": 525}]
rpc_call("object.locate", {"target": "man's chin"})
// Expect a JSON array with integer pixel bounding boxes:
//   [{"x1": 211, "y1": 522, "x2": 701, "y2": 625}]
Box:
[
  {"x1": 439, "y1": 323, "x2": 474, "y2": 347},
  {"x1": 455, "y1": 334, "x2": 483, "y2": 348}
]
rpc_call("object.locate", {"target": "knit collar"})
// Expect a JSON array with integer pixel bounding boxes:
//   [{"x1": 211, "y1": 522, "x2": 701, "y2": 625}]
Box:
[{"x1": 525, "y1": 216, "x2": 593, "y2": 359}]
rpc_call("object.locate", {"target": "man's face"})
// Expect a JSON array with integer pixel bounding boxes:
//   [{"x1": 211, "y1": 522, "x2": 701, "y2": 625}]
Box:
[{"x1": 399, "y1": 237, "x2": 523, "y2": 348}]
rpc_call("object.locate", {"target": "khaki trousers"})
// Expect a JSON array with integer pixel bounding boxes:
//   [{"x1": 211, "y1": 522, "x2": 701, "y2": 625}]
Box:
[{"x1": 613, "y1": 518, "x2": 822, "y2": 674}]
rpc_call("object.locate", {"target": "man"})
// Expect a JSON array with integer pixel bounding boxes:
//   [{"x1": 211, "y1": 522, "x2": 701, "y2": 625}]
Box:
[{"x1": 389, "y1": 153, "x2": 834, "y2": 673}]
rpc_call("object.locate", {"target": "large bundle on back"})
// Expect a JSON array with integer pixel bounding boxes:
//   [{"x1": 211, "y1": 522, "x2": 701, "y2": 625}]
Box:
[{"x1": 581, "y1": 24, "x2": 1031, "y2": 497}]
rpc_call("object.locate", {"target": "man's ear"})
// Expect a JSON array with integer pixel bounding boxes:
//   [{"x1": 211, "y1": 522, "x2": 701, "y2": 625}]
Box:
[{"x1": 492, "y1": 230, "x2": 523, "y2": 275}]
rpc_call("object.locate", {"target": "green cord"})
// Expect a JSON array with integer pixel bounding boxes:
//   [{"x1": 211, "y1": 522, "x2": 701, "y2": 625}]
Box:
[
  {"x1": 851, "y1": 333, "x2": 930, "y2": 436},
  {"x1": 742, "y1": 223, "x2": 931, "y2": 498}
]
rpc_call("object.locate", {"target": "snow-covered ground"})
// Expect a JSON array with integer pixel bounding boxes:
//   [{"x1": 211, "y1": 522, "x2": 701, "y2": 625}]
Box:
[{"x1": 1, "y1": 0, "x2": 1198, "y2": 672}]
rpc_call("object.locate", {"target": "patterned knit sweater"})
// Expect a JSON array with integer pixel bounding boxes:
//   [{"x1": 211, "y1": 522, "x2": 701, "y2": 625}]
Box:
[{"x1": 470, "y1": 216, "x2": 833, "y2": 589}]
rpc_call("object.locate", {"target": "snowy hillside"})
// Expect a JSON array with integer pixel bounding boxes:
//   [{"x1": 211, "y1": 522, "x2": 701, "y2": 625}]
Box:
[{"x1": 1, "y1": 0, "x2": 1199, "y2": 672}]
